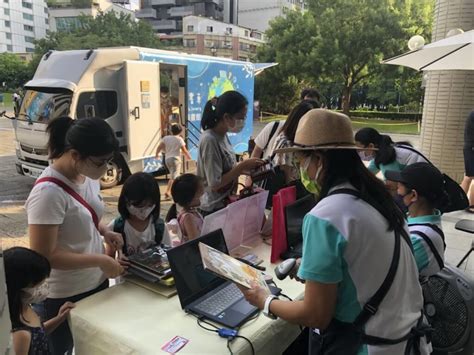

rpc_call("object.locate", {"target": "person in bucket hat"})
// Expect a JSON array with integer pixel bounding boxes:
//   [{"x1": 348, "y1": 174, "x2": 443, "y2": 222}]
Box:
[
  {"x1": 385, "y1": 163, "x2": 448, "y2": 277},
  {"x1": 239, "y1": 109, "x2": 431, "y2": 355}
]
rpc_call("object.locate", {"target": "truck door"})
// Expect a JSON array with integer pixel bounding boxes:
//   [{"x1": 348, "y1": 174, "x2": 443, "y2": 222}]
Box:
[{"x1": 123, "y1": 60, "x2": 161, "y2": 161}]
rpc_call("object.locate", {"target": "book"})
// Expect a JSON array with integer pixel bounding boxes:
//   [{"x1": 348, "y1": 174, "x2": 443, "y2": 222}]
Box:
[
  {"x1": 128, "y1": 246, "x2": 172, "y2": 278},
  {"x1": 198, "y1": 242, "x2": 269, "y2": 290}
]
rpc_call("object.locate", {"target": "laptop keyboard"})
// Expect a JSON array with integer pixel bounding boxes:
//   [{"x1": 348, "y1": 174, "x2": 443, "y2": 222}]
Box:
[{"x1": 194, "y1": 284, "x2": 242, "y2": 316}]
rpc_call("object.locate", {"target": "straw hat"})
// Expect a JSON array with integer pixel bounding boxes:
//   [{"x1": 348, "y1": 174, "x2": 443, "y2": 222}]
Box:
[{"x1": 274, "y1": 109, "x2": 366, "y2": 153}]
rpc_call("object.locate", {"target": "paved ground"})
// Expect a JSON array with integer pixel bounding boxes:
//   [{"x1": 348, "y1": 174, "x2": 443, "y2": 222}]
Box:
[{"x1": 1, "y1": 116, "x2": 473, "y2": 277}]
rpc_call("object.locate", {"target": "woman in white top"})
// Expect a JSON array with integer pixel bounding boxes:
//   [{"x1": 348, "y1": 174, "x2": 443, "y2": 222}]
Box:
[
  {"x1": 156, "y1": 124, "x2": 192, "y2": 199},
  {"x1": 26, "y1": 116, "x2": 124, "y2": 355},
  {"x1": 240, "y1": 109, "x2": 430, "y2": 354}
]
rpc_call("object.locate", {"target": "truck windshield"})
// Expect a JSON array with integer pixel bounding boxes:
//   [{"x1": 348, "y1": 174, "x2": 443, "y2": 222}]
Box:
[{"x1": 19, "y1": 90, "x2": 72, "y2": 123}]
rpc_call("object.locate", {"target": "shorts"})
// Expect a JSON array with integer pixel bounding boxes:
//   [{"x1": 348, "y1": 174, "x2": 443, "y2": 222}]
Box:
[
  {"x1": 165, "y1": 156, "x2": 181, "y2": 180},
  {"x1": 464, "y1": 146, "x2": 474, "y2": 177}
]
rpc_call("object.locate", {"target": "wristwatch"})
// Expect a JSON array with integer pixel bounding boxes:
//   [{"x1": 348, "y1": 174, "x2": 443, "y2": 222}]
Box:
[{"x1": 263, "y1": 295, "x2": 278, "y2": 319}]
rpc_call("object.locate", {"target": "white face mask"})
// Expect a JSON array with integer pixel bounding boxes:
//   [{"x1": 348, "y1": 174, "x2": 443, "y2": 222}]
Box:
[
  {"x1": 22, "y1": 282, "x2": 49, "y2": 304},
  {"x1": 127, "y1": 204, "x2": 156, "y2": 221}
]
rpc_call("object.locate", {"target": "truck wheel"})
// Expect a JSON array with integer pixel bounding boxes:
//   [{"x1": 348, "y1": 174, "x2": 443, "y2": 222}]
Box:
[{"x1": 100, "y1": 160, "x2": 123, "y2": 189}]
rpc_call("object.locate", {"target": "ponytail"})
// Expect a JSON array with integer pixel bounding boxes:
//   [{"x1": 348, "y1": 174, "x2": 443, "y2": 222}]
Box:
[
  {"x1": 47, "y1": 116, "x2": 74, "y2": 159},
  {"x1": 46, "y1": 117, "x2": 119, "y2": 159},
  {"x1": 200, "y1": 91, "x2": 248, "y2": 131},
  {"x1": 355, "y1": 127, "x2": 395, "y2": 168},
  {"x1": 165, "y1": 203, "x2": 178, "y2": 222},
  {"x1": 201, "y1": 98, "x2": 219, "y2": 130},
  {"x1": 375, "y1": 135, "x2": 396, "y2": 167}
]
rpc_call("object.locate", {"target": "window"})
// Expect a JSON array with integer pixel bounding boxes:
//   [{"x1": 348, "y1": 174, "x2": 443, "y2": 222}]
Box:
[
  {"x1": 22, "y1": 1, "x2": 32, "y2": 8},
  {"x1": 7, "y1": 44, "x2": 12, "y2": 51},
  {"x1": 23, "y1": 13, "x2": 34, "y2": 21},
  {"x1": 25, "y1": 36, "x2": 35, "y2": 43},
  {"x1": 187, "y1": 25, "x2": 194, "y2": 32},
  {"x1": 206, "y1": 26, "x2": 213, "y2": 33},
  {"x1": 6, "y1": 33, "x2": 11, "y2": 39},
  {"x1": 44, "y1": 7, "x2": 48, "y2": 14},
  {"x1": 226, "y1": 27, "x2": 233, "y2": 34},
  {"x1": 250, "y1": 31, "x2": 262, "y2": 40},
  {"x1": 184, "y1": 39, "x2": 195, "y2": 47},
  {"x1": 76, "y1": 91, "x2": 118, "y2": 120},
  {"x1": 26, "y1": 47, "x2": 34, "y2": 53},
  {"x1": 19, "y1": 90, "x2": 72, "y2": 124},
  {"x1": 24, "y1": 24, "x2": 34, "y2": 31},
  {"x1": 56, "y1": 17, "x2": 81, "y2": 32},
  {"x1": 4, "y1": 8, "x2": 9, "y2": 15},
  {"x1": 5, "y1": 20, "x2": 10, "y2": 27},
  {"x1": 3, "y1": 0, "x2": 8, "y2": 3},
  {"x1": 244, "y1": 30, "x2": 249, "y2": 37}
]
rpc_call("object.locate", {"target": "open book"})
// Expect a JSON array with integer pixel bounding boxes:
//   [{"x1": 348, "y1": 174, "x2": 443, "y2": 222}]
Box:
[{"x1": 199, "y1": 242, "x2": 269, "y2": 290}]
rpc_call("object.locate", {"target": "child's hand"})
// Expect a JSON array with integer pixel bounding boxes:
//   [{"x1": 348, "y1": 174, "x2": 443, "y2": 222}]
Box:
[
  {"x1": 117, "y1": 252, "x2": 131, "y2": 269},
  {"x1": 103, "y1": 231, "x2": 124, "y2": 251},
  {"x1": 57, "y1": 302, "x2": 75, "y2": 321}
]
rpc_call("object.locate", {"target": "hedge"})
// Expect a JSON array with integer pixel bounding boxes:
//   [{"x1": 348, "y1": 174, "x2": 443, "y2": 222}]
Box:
[{"x1": 345, "y1": 110, "x2": 421, "y2": 121}]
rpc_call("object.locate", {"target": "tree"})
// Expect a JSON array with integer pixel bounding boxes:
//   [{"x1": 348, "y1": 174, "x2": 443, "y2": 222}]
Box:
[
  {"x1": 257, "y1": 0, "x2": 434, "y2": 114},
  {"x1": 0, "y1": 53, "x2": 30, "y2": 90},
  {"x1": 30, "y1": 11, "x2": 161, "y2": 74}
]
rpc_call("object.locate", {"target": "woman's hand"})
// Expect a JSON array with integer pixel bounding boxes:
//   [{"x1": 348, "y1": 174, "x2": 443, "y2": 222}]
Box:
[
  {"x1": 103, "y1": 231, "x2": 124, "y2": 252},
  {"x1": 238, "y1": 282, "x2": 271, "y2": 310},
  {"x1": 98, "y1": 255, "x2": 124, "y2": 278},
  {"x1": 289, "y1": 258, "x2": 305, "y2": 283},
  {"x1": 239, "y1": 158, "x2": 266, "y2": 175}
]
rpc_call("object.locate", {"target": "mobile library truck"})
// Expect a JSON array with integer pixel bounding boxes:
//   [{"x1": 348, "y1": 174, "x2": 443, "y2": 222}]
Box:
[{"x1": 12, "y1": 47, "x2": 275, "y2": 187}]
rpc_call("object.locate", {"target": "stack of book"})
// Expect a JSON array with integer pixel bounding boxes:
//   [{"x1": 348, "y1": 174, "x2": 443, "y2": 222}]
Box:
[{"x1": 127, "y1": 246, "x2": 175, "y2": 287}]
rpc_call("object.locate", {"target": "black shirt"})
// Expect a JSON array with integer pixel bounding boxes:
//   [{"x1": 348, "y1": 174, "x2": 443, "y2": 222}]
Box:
[{"x1": 465, "y1": 111, "x2": 474, "y2": 146}]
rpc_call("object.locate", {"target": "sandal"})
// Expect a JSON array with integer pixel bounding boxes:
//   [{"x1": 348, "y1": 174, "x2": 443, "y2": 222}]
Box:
[
  {"x1": 164, "y1": 193, "x2": 171, "y2": 200},
  {"x1": 466, "y1": 205, "x2": 474, "y2": 214}
]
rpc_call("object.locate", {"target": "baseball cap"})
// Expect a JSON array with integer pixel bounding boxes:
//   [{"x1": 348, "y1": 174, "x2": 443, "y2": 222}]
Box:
[{"x1": 385, "y1": 162, "x2": 446, "y2": 201}]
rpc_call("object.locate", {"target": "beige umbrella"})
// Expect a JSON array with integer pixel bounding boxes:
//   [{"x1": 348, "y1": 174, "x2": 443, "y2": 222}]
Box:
[{"x1": 382, "y1": 30, "x2": 473, "y2": 71}]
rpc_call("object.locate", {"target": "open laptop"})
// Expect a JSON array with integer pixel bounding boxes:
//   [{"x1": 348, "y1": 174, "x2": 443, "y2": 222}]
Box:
[
  {"x1": 281, "y1": 194, "x2": 316, "y2": 259},
  {"x1": 167, "y1": 229, "x2": 259, "y2": 328}
]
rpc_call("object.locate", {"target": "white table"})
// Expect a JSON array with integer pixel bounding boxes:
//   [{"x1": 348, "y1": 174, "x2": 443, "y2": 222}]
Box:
[{"x1": 69, "y1": 241, "x2": 305, "y2": 355}]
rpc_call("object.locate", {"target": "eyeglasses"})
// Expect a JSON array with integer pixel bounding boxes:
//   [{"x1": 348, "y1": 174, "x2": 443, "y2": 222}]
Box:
[{"x1": 87, "y1": 156, "x2": 114, "y2": 168}]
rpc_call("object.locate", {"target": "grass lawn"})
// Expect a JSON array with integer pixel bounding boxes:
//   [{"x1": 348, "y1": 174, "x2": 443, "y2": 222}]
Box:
[
  {"x1": 0, "y1": 92, "x2": 13, "y2": 108},
  {"x1": 261, "y1": 115, "x2": 420, "y2": 135}
]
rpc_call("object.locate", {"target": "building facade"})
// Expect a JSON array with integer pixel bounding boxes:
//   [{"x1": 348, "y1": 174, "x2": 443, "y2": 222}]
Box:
[
  {"x1": 181, "y1": 15, "x2": 264, "y2": 61},
  {"x1": 0, "y1": 0, "x2": 49, "y2": 53},
  {"x1": 237, "y1": 0, "x2": 305, "y2": 32},
  {"x1": 136, "y1": 0, "x2": 224, "y2": 35},
  {"x1": 48, "y1": 0, "x2": 135, "y2": 32}
]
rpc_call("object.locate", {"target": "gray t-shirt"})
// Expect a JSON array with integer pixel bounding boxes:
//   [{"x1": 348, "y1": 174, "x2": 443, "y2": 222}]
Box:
[{"x1": 197, "y1": 129, "x2": 237, "y2": 212}]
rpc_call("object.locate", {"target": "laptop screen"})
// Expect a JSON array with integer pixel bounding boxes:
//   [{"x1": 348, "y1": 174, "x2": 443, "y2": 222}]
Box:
[{"x1": 167, "y1": 229, "x2": 229, "y2": 309}]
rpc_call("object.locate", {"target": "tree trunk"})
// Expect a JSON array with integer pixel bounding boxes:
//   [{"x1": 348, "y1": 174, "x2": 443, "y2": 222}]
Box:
[{"x1": 341, "y1": 86, "x2": 352, "y2": 115}]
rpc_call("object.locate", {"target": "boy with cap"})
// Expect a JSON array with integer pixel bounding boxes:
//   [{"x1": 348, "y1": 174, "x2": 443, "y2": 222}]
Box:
[{"x1": 385, "y1": 162, "x2": 448, "y2": 277}]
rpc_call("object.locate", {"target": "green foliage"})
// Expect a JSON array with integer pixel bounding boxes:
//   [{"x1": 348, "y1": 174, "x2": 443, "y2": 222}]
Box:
[
  {"x1": 30, "y1": 11, "x2": 160, "y2": 75},
  {"x1": 0, "y1": 54, "x2": 31, "y2": 90},
  {"x1": 347, "y1": 110, "x2": 421, "y2": 121},
  {"x1": 256, "y1": 0, "x2": 434, "y2": 114}
]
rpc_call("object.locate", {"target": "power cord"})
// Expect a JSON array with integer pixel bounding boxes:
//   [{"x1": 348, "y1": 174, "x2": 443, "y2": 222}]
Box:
[
  {"x1": 194, "y1": 315, "x2": 255, "y2": 355},
  {"x1": 227, "y1": 335, "x2": 255, "y2": 355}
]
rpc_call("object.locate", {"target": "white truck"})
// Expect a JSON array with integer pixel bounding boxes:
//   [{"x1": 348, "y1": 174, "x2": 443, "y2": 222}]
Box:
[{"x1": 12, "y1": 47, "x2": 274, "y2": 188}]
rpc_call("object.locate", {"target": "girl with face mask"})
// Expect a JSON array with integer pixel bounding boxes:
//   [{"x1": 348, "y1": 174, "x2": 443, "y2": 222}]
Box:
[
  {"x1": 110, "y1": 172, "x2": 164, "y2": 257},
  {"x1": 239, "y1": 109, "x2": 431, "y2": 355},
  {"x1": 5, "y1": 247, "x2": 75, "y2": 355},
  {"x1": 25, "y1": 116, "x2": 124, "y2": 355},
  {"x1": 197, "y1": 91, "x2": 265, "y2": 215}
]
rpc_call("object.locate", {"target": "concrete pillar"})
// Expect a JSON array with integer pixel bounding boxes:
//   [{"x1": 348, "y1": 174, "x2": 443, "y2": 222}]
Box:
[{"x1": 420, "y1": 0, "x2": 474, "y2": 181}]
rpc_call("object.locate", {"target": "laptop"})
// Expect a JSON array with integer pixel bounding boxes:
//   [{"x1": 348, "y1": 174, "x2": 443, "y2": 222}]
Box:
[
  {"x1": 167, "y1": 229, "x2": 259, "y2": 328},
  {"x1": 281, "y1": 194, "x2": 316, "y2": 259}
]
